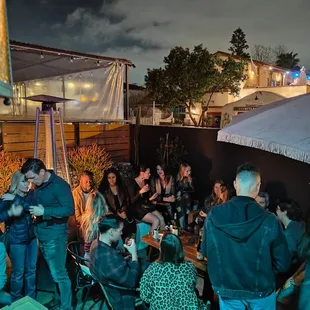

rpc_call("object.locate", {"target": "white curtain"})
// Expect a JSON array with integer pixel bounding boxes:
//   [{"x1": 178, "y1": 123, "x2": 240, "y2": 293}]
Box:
[{"x1": 7, "y1": 62, "x2": 124, "y2": 121}]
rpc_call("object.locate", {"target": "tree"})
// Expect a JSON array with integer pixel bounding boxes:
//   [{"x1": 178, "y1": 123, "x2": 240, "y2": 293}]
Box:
[
  {"x1": 251, "y1": 45, "x2": 273, "y2": 63},
  {"x1": 228, "y1": 27, "x2": 250, "y2": 59},
  {"x1": 145, "y1": 45, "x2": 246, "y2": 127},
  {"x1": 276, "y1": 52, "x2": 300, "y2": 69},
  {"x1": 272, "y1": 45, "x2": 288, "y2": 58}
]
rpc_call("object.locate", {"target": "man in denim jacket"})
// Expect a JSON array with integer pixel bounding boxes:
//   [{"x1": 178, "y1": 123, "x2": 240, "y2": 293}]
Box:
[{"x1": 202, "y1": 163, "x2": 291, "y2": 310}]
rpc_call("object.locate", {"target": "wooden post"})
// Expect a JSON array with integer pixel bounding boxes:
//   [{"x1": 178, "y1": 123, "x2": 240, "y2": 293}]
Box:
[{"x1": 74, "y1": 123, "x2": 80, "y2": 148}]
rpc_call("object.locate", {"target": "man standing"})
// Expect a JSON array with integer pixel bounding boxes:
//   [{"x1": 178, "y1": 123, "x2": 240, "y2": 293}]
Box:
[
  {"x1": 202, "y1": 163, "x2": 291, "y2": 310},
  {"x1": 22, "y1": 158, "x2": 74, "y2": 310},
  {"x1": 72, "y1": 170, "x2": 94, "y2": 231}
]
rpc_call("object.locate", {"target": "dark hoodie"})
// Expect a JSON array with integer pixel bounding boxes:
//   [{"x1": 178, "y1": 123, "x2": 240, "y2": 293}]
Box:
[{"x1": 202, "y1": 196, "x2": 291, "y2": 300}]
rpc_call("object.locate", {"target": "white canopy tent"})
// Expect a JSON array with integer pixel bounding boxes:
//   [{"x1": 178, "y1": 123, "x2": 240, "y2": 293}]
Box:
[{"x1": 217, "y1": 93, "x2": 310, "y2": 164}]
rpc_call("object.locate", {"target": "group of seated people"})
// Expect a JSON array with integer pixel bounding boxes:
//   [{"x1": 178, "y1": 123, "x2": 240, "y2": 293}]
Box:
[
  {"x1": 73, "y1": 162, "x2": 197, "y2": 250},
  {"x1": 0, "y1": 159, "x2": 309, "y2": 310},
  {"x1": 72, "y1": 163, "x2": 309, "y2": 309}
]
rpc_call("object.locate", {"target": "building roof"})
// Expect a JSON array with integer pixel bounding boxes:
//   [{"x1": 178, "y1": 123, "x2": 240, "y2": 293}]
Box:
[
  {"x1": 10, "y1": 40, "x2": 133, "y2": 82},
  {"x1": 214, "y1": 51, "x2": 293, "y2": 73}
]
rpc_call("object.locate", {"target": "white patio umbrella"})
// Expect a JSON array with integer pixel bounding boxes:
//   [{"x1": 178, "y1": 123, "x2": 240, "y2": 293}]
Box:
[{"x1": 217, "y1": 93, "x2": 310, "y2": 164}]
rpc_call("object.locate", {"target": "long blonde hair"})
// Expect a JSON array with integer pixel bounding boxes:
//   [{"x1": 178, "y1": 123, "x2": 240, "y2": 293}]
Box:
[
  {"x1": 80, "y1": 191, "x2": 109, "y2": 242},
  {"x1": 177, "y1": 163, "x2": 191, "y2": 182},
  {"x1": 9, "y1": 171, "x2": 24, "y2": 194}
]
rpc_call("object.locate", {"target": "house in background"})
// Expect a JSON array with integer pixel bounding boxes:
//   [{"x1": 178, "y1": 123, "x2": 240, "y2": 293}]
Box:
[{"x1": 184, "y1": 51, "x2": 310, "y2": 128}]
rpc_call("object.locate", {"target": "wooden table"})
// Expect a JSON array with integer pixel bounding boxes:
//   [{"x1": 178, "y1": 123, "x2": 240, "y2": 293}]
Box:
[{"x1": 142, "y1": 231, "x2": 206, "y2": 276}]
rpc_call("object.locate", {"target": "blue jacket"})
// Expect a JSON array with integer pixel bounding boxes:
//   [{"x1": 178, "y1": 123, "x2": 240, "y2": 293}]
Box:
[
  {"x1": 202, "y1": 196, "x2": 291, "y2": 300},
  {"x1": 0, "y1": 193, "x2": 35, "y2": 245}
]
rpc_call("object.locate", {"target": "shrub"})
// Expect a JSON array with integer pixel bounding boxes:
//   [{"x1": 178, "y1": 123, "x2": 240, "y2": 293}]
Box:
[
  {"x1": 68, "y1": 143, "x2": 113, "y2": 188},
  {"x1": 0, "y1": 150, "x2": 25, "y2": 195}
]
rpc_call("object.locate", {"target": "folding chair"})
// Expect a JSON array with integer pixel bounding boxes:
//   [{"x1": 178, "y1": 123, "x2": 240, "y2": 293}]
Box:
[
  {"x1": 67, "y1": 241, "x2": 101, "y2": 310},
  {"x1": 98, "y1": 282, "x2": 146, "y2": 310}
]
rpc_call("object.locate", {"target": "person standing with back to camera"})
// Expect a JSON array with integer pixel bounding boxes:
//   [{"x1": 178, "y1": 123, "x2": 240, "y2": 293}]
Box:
[
  {"x1": 22, "y1": 158, "x2": 74, "y2": 310},
  {"x1": 202, "y1": 163, "x2": 291, "y2": 310}
]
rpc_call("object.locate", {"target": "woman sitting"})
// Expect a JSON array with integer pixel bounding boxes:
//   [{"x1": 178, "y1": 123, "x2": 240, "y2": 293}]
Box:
[
  {"x1": 99, "y1": 168, "x2": 136, "y2": 240},
  {"x1": 189, "y1": 181, "x2": 224, "y2": 235},
  {"x1": 140, "y1": 233, "x2": 208, "y2": 310},
  {"x1": 150, "y1": 162, "x2": 175, "y2": 222},
  {"x1": 128, "y1": 165, "x2": 165, "y2": 232},
  {"x1": 1, "y1": 171, "x2": 37, "y2": 302},
  {"x1": 297, "y1": 221, "x2": 310, "y2": 309},
  {"x1": 80, "y1": 191, "x2": 109, "y2": 257},
  {"x1": 176, "y1": 163, "x2": 195, "y2": 228}
]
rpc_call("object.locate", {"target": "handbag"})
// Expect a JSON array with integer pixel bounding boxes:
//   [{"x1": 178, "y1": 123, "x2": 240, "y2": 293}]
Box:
[{"x1": 0, "y1": 226, "x2": 10, "y2": 252}]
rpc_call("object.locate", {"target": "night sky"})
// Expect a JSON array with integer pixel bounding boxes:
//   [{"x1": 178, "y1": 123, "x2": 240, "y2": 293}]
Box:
[{"x1": 7, "y1": 0, "x2": 310, "y2": 84}]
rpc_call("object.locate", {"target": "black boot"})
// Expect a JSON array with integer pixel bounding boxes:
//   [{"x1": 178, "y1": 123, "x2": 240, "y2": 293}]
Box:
[{"x1": 43, "y1": 298, "x2": 60, "y2": 309}]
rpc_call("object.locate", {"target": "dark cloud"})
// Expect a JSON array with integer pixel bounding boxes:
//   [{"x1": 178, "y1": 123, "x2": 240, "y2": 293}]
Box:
[{"x1": 7, "y1": 0, "x2": 310, "y2": 84}]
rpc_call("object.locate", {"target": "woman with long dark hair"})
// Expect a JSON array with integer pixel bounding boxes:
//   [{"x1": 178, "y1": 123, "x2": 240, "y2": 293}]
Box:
[
  {"x1": 99, "y1": 167, "x2": 136, "y2": 239},
  {"x1": 140, "y1": 233, "x2": 208, "y2": 309},
  {"x1": 128, "y1": 165, "x2": 166, "y2": 232},
  {"x1": 150, "y1": 162, "x2": 175, "y2": 222}
]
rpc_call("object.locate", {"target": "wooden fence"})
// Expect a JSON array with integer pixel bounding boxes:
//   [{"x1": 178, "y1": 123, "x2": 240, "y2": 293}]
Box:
[{"x1": 0, "y1": 122, "x2": 130, "y2": 162}]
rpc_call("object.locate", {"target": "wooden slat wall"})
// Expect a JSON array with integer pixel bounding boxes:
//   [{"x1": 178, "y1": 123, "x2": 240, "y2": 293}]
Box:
[
  {"x1": 79, "y1": 124, "x2": 130, "y2": 162},
  {"x1": 1, "y1": 123, "x2": 130, "y2": 162}
]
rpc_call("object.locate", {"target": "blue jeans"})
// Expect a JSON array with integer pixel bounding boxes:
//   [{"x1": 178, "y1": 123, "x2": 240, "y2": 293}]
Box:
[
  {"x1": 219, "y1": 293, "x2": 276, "y2": 310},
  {"x1": 0, "y1": 290, "x2": 11, "y2": 306},
  {"x1": 39, "y1": 235, "x2": 72, "y2": 310},
  {"x1": 9, "y1": 238, "x2": 38, "y2": 301},
  {"x1": 299, "y1": 280, "x2": 310, "y2": 310}
]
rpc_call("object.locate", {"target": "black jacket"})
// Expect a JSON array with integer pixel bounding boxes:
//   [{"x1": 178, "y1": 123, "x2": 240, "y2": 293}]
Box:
[
  {"x1": 0, "y1": 193, "x2": 35, "y2": 244},
  {"x1": 202, "y1": 196, "x2": 291, "y2": 299}
]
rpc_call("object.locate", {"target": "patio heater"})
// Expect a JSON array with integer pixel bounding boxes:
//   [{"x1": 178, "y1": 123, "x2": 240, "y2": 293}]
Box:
[
  {"x1": 0, "y1": 0, "x2": 13, "y2": 100},
  {"x1": 25, "y1": 95, "x2": 72, "y2": 186}
]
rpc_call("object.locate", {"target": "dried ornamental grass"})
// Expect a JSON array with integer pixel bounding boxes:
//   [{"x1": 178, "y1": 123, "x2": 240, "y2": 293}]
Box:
[
  {"x1": 68, "y1": 143, "x2": 113, "y2": 188},
  {"x1": 0, "y1": 150, "x2": 25, "y2": 195}
]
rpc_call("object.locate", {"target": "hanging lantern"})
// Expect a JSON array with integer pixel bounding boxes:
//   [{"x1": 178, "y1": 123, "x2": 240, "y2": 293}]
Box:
[{"x1": 0, "y1": 0, "x2": 13, "y2": 99}]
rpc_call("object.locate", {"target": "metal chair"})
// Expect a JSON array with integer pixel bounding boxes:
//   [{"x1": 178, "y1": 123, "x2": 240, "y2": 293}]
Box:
[
  {"x1": 67, "y1": 241, "x2": 101, "y2": 310},
  {"x1": 98, "y1": 282, "x2": 145, "y2": 310}
]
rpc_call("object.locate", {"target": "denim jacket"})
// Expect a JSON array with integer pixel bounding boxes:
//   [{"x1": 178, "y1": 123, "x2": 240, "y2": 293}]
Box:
[{"x1": 202, "y1": 196, "x2": 291, "y2": 300}]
